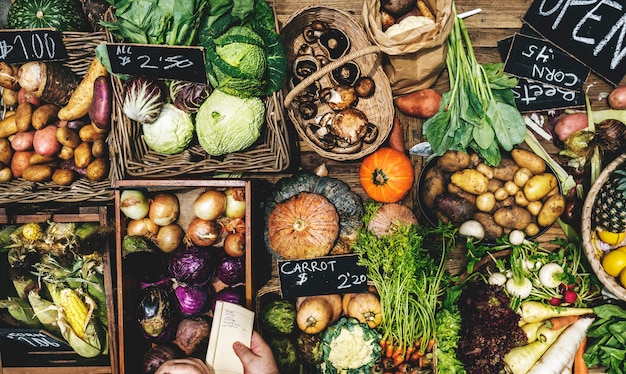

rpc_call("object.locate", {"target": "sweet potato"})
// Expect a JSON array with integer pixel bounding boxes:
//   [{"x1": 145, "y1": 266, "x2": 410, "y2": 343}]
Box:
[
  {"x1": 58, "y1": 58, "x2": 108, "y2": 121},
  {"x1": 89, "y1": 75, "x2": 112, "y2": 130},
  {"x1": 394, "y1": 88, "x2": 442, "y2": 118}
]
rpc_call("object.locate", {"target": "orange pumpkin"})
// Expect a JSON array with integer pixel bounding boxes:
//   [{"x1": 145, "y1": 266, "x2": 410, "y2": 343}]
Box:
[{"x1": 359, "y1": 147, "x2": 414, "y2": 203}]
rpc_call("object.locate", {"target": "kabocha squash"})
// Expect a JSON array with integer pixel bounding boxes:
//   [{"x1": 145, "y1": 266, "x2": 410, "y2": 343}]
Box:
[
  {"x1": 267, "y1": 192, "x2": 340, "y2": 259},
  {"x1": 359, "y1": 147, "x2": 414, "y2": 203},
  {"x1": 7, "y1": 0, "x2": 86, "y2": 31},
  {"x1": 265, "y1": 171, "x2": 364, "y2": 259}
]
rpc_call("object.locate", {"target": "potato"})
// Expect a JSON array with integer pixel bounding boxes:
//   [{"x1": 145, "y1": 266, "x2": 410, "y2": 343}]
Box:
[
  {"x1": 58, "y1": 145, "x2": 74, "y2": 160},
  {"x1": 86, "y1": 158, "x2": 109, "y2": 181},
  {"x1": 14, "y1": 102, "x2": 34, "y2": 132},
  {"x1": 91, "y1": 139, "x2": 107, "y2": 158},
  {"x1": 493, "y1": 205, "x2": 532, "y2": 230},
  {"x1": 492, "y1": 158, "x2": 519, "y2": 181},
  {"x1": 29, "y1": 153, "x2": 56, "y2": 166},
  {"x1": 608, "y1": 84, "x2": 626, "y2": 109},
  {"x1": 52, "y1": 168, "x2": 75, "y2": 186},
  {"x1": 0, "y1": 138, "x2": 13, "y2": 165},
  {"x1": 493, "y1": 187, "x2": 510, "y2": 201},
  {"x1": 2, "y1": 87, "x2": 19, "y2": 107},
  {"x1": 487, "y1": 178, "x2": 503, "y2": 193},
  {"x1": 514, "y1": 190, "x2": 529, "y2": 207},
  {"x1": 10, "y1": 130, "x2": 35, "y2": 151},
  {"x1": 79, "y1": 123, "x2": 106, "y2": 142},
  {"x1": 553, "y1": 112, "x2": 587, "y2": 142},
  {"x1": 0, "y1": 166, "x2": 12, "y2": 182},
  {"x1": 435, "y1": 193, "x2": 476, "y2": 223},
  {"x1": 475, "y1": 192, "x2": 496, "y2": 212},
  {"x1": 56, "y1": 126, "x2": 81, "y2": 148},
  {"x1": 420, "y1": 167, "x2": 446, "y2": 209},
  {"x1": 525, "y1": 223, "x2": 540, "y2": 237},
  {"x1": 32, "y1": 103, "x2": 59, "y2": 130},
  {"x1": 523, "y1": 173, "x2": 558, "y2": 201},
  {"x1": 74, "y1": 141, "x2": 93, "y2": 168},
  {"x1": 473, "y1": 212, "x2": 504, "y2": 240},
  {"x1": 448, "y1": 183, "x2": 476, "y2": 205},
  {"x1": 511, "y1": 148, "x2": 546, "y2": 174},
  {"x1": 475, "y1": 163, "x2": 494, "y2": 179},
  {"x1": 537, "y1": 194, "x2": 566, "y2": 227},
  {"x1": 33, "y1": 125, "x2": 61, "y2": 158},
  {"x1": 437, "y1": 150, "x2": 471, "y2": 172},
  {"x1": 0, "y1": 114, "x2": 18, "y2": 138},
  {"x1": 513, "y1": 167, "x2": 533, "y2": 187},
  {"x1": 11, "y1": 150, "x2": 34, "y2": 178},
  {"x1": 504, "y1": 180, "x2": 520, "y2": 195},
  {"x1": 394, "y1": 88, "x2": 442, "y2": 118},
  {"x1": 450, "y1": 168, "x2": 489, "y2": 195},
  {"x1": 22, "y1": 164, "x2": 54, "y2": 182},
  {"x1": 526, "y1": 201, "x2": 543, "y2": 216}
]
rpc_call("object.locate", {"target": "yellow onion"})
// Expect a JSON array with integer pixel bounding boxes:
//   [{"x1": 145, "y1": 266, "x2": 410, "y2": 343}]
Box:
[
  {"x1": 127, "y1": 217, "x2": 159, "y2": 239},
  {"x1": 224, "y1": 187, "x2": 246, "y2": 219},
  {"x1": 193, "y1": 190, "x2": 226, "y2": 221},
  {"x1": 120, "y1": 189, "x2": 149, "y2": 220},
  {"x1": 149, "y1": 193, "x2": 180, "y2": 226},
  {"x1": 155, "y1": 223, "x2": 184, "y2": 253}
]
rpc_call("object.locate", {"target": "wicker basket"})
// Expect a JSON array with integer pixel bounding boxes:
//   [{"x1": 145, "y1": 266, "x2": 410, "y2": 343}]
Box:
[
  {"x1": 0, "y1": 31, "x2": 120, "y2": 205},
  {"x1": 582, "y1": 153, "x2": 626, "y2": 301},
  {"x1": 282, "y1": 6, "x2": 394, "y2": 161},
  {"x1": 105, "y1": 12, "x2": 292, "y2": 178}
]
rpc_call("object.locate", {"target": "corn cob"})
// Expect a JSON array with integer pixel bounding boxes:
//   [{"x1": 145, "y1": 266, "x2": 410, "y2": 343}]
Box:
[
  {"x1": 21, "y1": 223, "x2": 43, "y2": 241},
  {"x1": 58, "y1": 288, "x2": 94, "y2": 339}
]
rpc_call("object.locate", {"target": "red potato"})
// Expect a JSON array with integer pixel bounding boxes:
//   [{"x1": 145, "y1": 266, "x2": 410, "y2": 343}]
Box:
[
  {"x1": 11, "y1": 150, "x2": 34, "y2": 178},
  {"x1": 89, "y1": 75, "x2": 112, "y2": 130},
  {"x1": 17, "y1": 87, "x2": 41, "y2": 106},
  {"x1": 608, "y1": 85, "x2": 626, "y2": 109},
  {"x1": 10, "y1": 130, "x2": 35, "y2": 151},
  {"x1": 553, "y1": 112, "x2": 588, "y2": 142},
  {"x1": 33, "y1": 124, "x2": 61, "y2": 157},
  {"x1": 394, "y1": 88, "x2": 442, "y2": 118}
]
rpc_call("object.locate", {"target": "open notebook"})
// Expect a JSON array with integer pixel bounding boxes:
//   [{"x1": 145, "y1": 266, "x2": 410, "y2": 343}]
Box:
[{"x1": 205, "y1": 301, "x2": 254, "y2": 374}]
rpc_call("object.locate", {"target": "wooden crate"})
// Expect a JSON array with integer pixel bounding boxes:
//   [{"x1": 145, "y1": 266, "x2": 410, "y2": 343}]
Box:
[
  {"x1": 0, "y1": 206, "x2": 118, "y2": 374},
  {"x1": 114, "y1": 179, "x2": 272, "y2": 374}
]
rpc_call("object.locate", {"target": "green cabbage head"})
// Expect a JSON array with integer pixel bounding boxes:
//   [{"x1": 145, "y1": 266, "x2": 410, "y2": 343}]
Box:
[
  {"x1": 142, "y1": 103, "x2": 194, "y2": 155},
  {"x1": 196, "y1": 89, "x2": 265, "y2": 156}
]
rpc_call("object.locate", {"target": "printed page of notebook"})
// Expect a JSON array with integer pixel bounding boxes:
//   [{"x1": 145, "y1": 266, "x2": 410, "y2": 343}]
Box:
[{"x1": 205, "y1": 300, "x2": 254, "y2": 374}]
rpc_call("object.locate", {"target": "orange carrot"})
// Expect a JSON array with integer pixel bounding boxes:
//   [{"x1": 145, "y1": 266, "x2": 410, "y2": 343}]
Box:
[
  {"x1": 573, "y1": 336, "x2": 588, "y2": 374},
  {"x1": 384, "y1": 340, "x2": 394, "y2": 358},
  {"x1": 546, "y1": 315, "x2": 580, "y2": 330}
]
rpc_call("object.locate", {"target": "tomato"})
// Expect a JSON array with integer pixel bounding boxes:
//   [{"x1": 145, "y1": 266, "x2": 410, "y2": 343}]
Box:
[{"x1": 602, "y1": 249, "x2": 626, "y2": 277}]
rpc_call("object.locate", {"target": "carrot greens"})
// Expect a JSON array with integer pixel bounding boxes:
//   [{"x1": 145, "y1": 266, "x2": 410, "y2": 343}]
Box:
[{"x1": 423, "y1": 3, "x2": 526, "y2": 166}]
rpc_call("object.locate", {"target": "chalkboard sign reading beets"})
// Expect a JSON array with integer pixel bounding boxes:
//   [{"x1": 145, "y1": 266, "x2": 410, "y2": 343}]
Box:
[
  {"x1": 277, "y1": 254, "x2": 369, "y2": 298},
  {"x1": 524, "y1": 0, "x2": 626, "y2": 85},
  {"x1": 0, "y1": 29, "x2": 67, "y2": 64},
  {"x1": 106, "y1": 43, "x2": 207, "y2": 84}
]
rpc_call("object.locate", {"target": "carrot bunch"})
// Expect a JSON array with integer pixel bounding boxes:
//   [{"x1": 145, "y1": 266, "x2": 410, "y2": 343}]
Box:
[{"x1": 377, "y1": 338, "x2": 435, "y2": 373}]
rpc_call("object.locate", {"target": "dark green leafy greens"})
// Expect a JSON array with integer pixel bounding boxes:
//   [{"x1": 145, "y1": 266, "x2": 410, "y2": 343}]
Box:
[
  {"x1": 101, "y1": 0, "x2": 209, "y2": 45},
  {"x1": 584, "y1": 304, "x2": 626, "y2": 373},
  {"x1": 423, "y1": 5, "x2": 525, "y2": 166}
]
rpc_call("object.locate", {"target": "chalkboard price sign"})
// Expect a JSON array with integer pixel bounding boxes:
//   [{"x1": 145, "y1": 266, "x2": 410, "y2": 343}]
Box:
[
  {"x1": 523, "y1": 0, "x2": 626, "y2": 85},
  {"x1": 106, "y1": 43, "x2": 207, "y2": 84},
  {"x1": 0, "y1": 29, "x2": 67, "y2": 64},
  {"x1": 277, "y1": 254, "x2": 369, "y2": 298},
  {"x1": 0, "y1": 328, "x2": 71, "y2": 351}
]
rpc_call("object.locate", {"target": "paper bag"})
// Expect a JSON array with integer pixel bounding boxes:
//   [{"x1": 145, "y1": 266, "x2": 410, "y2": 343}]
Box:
[{"x1": 362, "y1": 0, "x2": 454, "y2": 96}]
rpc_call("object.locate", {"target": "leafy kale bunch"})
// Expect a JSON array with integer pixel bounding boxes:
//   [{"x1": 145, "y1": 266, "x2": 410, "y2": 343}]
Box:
[
  {"x1": 456, "y1": 282, "x2": 527, "y2": 374},
  {"x1": 198, "y1": 0, "x2": 287, "y2": 97},
  {"x1": 101, "y1": 0, "x2": 209, "y2": 45},
  {"x1": 423, "y1": 3, "x2": 526, "y2": 166}
]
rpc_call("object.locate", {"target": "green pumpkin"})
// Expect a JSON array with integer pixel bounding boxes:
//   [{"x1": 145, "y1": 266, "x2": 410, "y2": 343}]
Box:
[
  {"x1": 7, "y1": 0, "x2": 85, "y2": 32},
  {"x1": 264, "y1": 171, "x2": 364, "y2": 259}
]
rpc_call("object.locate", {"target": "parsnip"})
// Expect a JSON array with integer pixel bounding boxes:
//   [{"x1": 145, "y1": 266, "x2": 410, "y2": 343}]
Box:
[{"x1": 58, "y1": 58, "x2": 108, "y2": 121}]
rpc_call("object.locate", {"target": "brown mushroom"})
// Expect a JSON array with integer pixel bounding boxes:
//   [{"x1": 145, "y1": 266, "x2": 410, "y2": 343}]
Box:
[
  {"x1": 319, "y1": 28, "x2": 350, "y2": 60},
  {"x1": 293, "y1": 56, "x2": 320, "y2": 80},
  {"x1": 330, "y1": 107, "x2": 369, "y2": 144},
  {"x1": 354, "y1": 76, "x2": 376, "y2": 98},
  {"x1": 321, "y1": 86, "x2": 357, "y2": 111},
  {"x1": 331, "y1": 62, "x2": 361, "y2": 86}
]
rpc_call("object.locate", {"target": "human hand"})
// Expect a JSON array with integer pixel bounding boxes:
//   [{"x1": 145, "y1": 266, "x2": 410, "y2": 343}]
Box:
[{"x1": 233, "y1": 331, "x2": 279, "y2": 374}]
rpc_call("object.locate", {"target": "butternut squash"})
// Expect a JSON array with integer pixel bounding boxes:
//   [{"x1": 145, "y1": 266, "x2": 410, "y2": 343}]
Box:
[
  {"x1": 296, "y1": 295, "x2": 334, "y2": 334},
  {"x1": 344, "y1": 292, "x2": 383, "y2": 328}
]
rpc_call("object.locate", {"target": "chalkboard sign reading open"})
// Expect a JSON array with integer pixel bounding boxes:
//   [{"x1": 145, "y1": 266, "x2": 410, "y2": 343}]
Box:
[
  {"x1": 0, "y1": 29, "x2": 66, "y2": 64},
  {"x1": 0, "y1": 328, "x2": 71, "y2": 351},
  {"x1": 524, "y1": 0, "x2": 626, "y2": 85},
  {"x1": 106, "y1": 43, "x2": 207, "y2": 84},
  {"x1": 277, "y1": 254, "x2": 369, "y2": 298},
  {"x1": 498, "y1": 36, "x2": 585, "y2": 112}
]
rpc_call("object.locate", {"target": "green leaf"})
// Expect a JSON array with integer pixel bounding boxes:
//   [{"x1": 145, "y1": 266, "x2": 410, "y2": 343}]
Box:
[
  {"x1": 471, "y1": 140, "x2": 501, "y2": 166},
  {"x1": 489, "y1": 101, "x2": 526, "y2": 151},
  {"x1": 492, "y1": 88, "x2": 517, "y2": 107},
  {"x1": 472, "y1": 119, "x2": 495, "y2": 149},
  {"x1": 484, "y1": 62, "x2": 519, "y2": 89},
  {"x1": 594, "y1": 304, "x2": 626, "y2": 320}
]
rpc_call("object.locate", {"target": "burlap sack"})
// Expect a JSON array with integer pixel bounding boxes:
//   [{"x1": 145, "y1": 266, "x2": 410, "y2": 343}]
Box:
[{"x1": 362, "y1": 0, "x2": 453, "y2": 96}]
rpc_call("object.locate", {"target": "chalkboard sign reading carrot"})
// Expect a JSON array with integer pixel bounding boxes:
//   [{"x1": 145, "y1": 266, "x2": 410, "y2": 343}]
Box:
[
  {"x1": 524, "y1": 0, "x2": 626, "y2": 85},
  {"x1": 277, "y1": 254, "x2": 369, "y2": 298},
  {"x1": 106, "y1": 43, "x2": 207, "y2": 84}
]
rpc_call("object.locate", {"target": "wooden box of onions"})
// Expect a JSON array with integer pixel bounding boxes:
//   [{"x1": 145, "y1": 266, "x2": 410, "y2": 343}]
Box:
[{"x1": 114, "y1": 179, "x2": 269, "y2": 374}]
